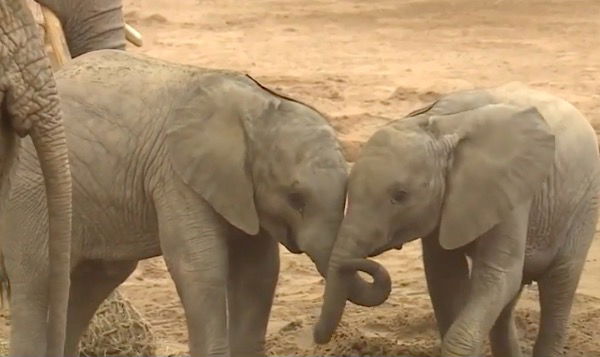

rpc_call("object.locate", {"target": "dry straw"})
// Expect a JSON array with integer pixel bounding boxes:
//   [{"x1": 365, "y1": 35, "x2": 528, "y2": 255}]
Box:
[{"x1": 79, "y1": 290, "x2": 156, "y2": 357}]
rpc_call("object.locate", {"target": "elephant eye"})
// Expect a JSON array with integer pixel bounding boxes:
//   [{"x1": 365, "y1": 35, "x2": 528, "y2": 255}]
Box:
[
  {"x1": 288, "y1": 191, "x2": 306, "y2": 213},
  {"x1": 390, "y1": 189, "x2": 408, "y2": 205}
]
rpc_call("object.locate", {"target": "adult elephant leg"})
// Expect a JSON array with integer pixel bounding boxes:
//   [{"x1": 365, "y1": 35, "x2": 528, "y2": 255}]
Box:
[
  {"x1": 2, "y1": 184, "x2": 50, "y2": 357},
  {"x1": 155, "y1": 181, "x2": 229, "y2": 357},
  {"x1": 4, "y1": 257, "x2": 49, "y2": 357},
  {"x1": 533, "y1": 194, "x2": 598, "y2": 357},
  {"x1": 7, "y1": 281, "x2": 48, "y2": 356},
  {"x1": 422, "y1": 231, "x2": 469, "y2": 337},
  {"x1": 441, "y1": 202, "x2": 529, "y2": 357},
  {"x1": 227, "y1": 231, "x2": 279, "y2": 357},
  {"x1": 63, "y1": 260, "x2": 138, "y2": 357},
  {"x1": 489, "y1": 286, "x2": 523, "y2": 357}
]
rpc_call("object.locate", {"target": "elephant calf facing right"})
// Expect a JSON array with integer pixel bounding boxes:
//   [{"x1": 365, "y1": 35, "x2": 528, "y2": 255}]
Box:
[
  {"x1": 2, "y1": 49, "x2": 389, "y2": 357},
  {"x1": 314, "y1": 82, "x2": 600, "y2": 357}
]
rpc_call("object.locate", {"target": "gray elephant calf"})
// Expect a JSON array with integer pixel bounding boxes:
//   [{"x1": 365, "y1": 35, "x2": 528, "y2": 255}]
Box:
[
  {"x1": 2, "y1": 49, "x2": 387, "y2": 357},
  {"x1": 314, "y1": 83, "x2": 600, "y2": 357}
]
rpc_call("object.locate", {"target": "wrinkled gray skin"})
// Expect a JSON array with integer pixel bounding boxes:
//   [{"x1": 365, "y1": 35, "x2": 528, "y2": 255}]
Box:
[
  {"x1": 3, "y1": 49, "x2": 388, "y2": 357},
  {"x1": 314, "y1": 83, "x2": 600, "y2": 357},
  {"x1": 36, "y1": 0, "x2": 125, "y2": 57},
  {"x1": 0, "y1": 1, "x2": 73, "y2": 356}
]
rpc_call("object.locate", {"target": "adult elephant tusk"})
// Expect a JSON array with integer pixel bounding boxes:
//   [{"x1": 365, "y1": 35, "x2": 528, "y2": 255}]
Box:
[
  {"x1": 40, "y1": 5, "x2": 72, "y2": 69},
  {"x1": 125, "y1": 23, "x2": 143, "y2": 47}
]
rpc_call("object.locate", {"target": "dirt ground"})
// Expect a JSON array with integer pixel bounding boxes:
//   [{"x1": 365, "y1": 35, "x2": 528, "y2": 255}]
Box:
[{"x1": 3, "y1": 0, "x2": 600, "y2": 356}]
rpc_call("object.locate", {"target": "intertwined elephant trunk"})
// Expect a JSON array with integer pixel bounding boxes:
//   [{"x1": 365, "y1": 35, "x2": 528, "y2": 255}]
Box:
[
  {"x1": 299, "y1": 218, "x2": 391, "y2": 310},
  {"x1": 1, "y1": 1, "x2": 73, "y2": 356},
  {"x1": 313, "y1": 224, "x2": 391, "y2": 344}
]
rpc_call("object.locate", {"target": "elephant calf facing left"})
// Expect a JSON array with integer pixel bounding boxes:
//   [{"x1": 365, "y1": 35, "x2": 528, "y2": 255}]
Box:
[
  {"x1": 314, "y1": 82, "x2": 600, "y2": 357},
  {"x1": 2, "y1": 49, "x2": 389, "y2": 357}
]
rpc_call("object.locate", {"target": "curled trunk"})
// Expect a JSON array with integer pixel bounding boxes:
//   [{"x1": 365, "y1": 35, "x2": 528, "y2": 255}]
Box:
[
  {"x1": 314, "y1": 258, "x2": 391, "y2": 344},
  {"x1": 315, "y1": 265, "x2": 391, "y2": 307},
  {"x1": 304, "y1": 224, "x2": 391, "y2": 308},
  {"x1": 312, "y1": 219, "x2": 392, "y2": 344},
  {"x1": 348, "y1": 270, "x2": 391, "y2": 306}
]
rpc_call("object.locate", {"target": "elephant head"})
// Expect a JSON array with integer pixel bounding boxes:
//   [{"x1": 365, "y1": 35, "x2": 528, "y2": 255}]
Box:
[
  {"x1": 164, "y1": 73, "x2": 390, "y2": 307},
  {"x1": 35, "y1": 0, "x2": 125, "y2": 57},
  {"x1": 0, "y1": 0, "x2": 72, "y2": 356},
  {"x1": 313, "y1": 91, "x2": 555, "y2": 343}
]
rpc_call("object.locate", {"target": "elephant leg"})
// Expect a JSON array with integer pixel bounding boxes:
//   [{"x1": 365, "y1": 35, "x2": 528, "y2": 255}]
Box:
[
  {"x1": 532, "y1": 193, "x2": 598, "y2": 357},
  {"x1": 489, "y1": 286, "x2": 523, "y2": 357},
  {"x1": 441, "y1": 202, "x2": 529, "y2": 357},
  {"x1": 7, "y1": 279, "x2": 49, "y2": 357},
  {"x1": 421, "y1": 233, "x2": 469, "y2": 337},
  {"x1": 63, "y1": 260, "x2": 138, "y2": 357},
  {"x1": 531, "y1": 260, "x2": 584, "y2": 357},
  {"x1": 227, "y1": 232, "x2": 279, "y2": 357},
  {"x1": 155, "y1": 183, "x2": 229, "y2": 357},
  {"x1": 2, "y1": 213, "x2": 50, "y2": 357}
]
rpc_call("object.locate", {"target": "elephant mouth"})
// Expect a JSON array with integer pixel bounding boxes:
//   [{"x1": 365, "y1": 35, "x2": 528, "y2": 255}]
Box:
[
  {"x1": 281, "y1": 226, "x2": 302, "y2": 254},
  {"x1": 368, "y1": 242, "x2": 403, "y2": 257}
]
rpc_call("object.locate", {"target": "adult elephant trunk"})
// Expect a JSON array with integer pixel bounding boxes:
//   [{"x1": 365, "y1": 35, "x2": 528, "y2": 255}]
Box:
[
  {"x1": 313, "y1": 223, "x2": 391, "y2": 344},
  {"x1": 36, "y1": 0, "x2": 126, "y2": 57},
  {"x1": 2, "y1": 1, "x2": 73, "y2": 355},
  {"x1": 30, "y1": 108, "x2": 72, "y2": 357}
]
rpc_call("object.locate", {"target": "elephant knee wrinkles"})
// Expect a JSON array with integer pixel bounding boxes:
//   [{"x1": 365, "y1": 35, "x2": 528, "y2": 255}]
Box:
[
  {"x1": 444, "y1": 322, "x2": 483, "y2": 357},
  {"x1": 169, "y1": 258, "x2": 227, "y2": 287}
]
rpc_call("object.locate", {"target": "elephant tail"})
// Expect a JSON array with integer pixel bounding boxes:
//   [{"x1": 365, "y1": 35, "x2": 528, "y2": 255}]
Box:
[{"x1": 0, "y1": 251, "x2": 10, "y2": 309}]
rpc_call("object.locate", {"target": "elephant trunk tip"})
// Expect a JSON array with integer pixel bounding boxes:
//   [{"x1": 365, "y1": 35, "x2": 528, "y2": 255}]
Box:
[{"x1": 313, "y1": 319, "x2": 335, "y2": 344}]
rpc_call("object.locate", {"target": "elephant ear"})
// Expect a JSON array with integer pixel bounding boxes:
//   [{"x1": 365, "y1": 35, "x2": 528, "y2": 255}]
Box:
[
  {"x1": 428, "y1": 104, "x2": 555, "y2": 250},
  {"x1": 165, "y1": 78, "x2": 273, "y2": 235}
]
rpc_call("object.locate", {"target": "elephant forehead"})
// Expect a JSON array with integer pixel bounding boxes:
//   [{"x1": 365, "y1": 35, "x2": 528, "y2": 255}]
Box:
[
  {"x1": 366, "y1": 125, "x2": 431, "y2": 152},
  {"x1": 360, "y1": 135, "x2": 435, "y2": 173},
  {"x1": 350, "y1": 157, "x2": 399, "y2": 190},
  {"x1": 258, "y1": 148, "x2": 346, "y2": 187},
  {"x1": 261, "y1": 124, "x2": 343, "y2": 162},
  {"x1": 350, "y1": 145, "x2": 437, "y2": 196}
]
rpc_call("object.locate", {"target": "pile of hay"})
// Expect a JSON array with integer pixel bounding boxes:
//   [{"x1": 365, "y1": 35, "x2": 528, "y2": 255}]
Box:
[
  {"x1": 79, "y1": 289, "x2": 156, "y2": 357},
  {"x1": 0, "y1": 340, "x2": 7, "y2": 356},
  {"x1": 0, "y1": 289, "x2": 155, "y2": 356}
]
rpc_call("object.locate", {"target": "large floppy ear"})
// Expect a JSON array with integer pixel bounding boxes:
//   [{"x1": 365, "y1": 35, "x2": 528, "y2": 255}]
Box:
[
  {"x1": 428, "y1": 104, "x2": 555, "y2": 250},
  {"x1": 165, "y1": 77, "x2": 274, "y2": 235}
]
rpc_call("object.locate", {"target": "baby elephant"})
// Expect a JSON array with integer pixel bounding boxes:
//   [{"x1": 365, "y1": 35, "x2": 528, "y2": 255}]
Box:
[
  {"x1": 314, "y1": 82, "x2": 600, "y2": 357},
  {"x1": 1, "y1": 49, "x2": 389, "y2": 357}
]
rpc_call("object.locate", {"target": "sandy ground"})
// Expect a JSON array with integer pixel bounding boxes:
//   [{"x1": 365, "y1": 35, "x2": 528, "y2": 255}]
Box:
[{"x1": 3, "y1": 0, "x2": 600, "y2": 356}]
